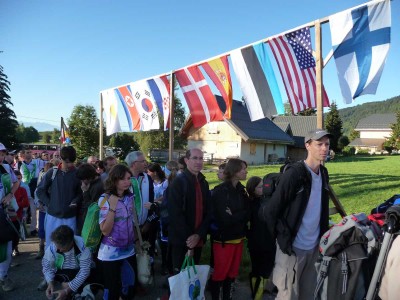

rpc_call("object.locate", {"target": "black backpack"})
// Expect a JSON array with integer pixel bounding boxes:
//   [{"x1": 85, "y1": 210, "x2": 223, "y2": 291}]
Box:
[{"x1": 314, "y1": 213, "x2": 381, "y2": 300}]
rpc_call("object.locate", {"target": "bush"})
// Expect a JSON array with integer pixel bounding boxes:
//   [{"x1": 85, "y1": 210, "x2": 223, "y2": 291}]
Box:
[
  {"x1": 342, "y1": 146, "x2": 356, "y2": 156},
  {"x1": 356, "y1": 149, "x2": 370, "y2": 155}
]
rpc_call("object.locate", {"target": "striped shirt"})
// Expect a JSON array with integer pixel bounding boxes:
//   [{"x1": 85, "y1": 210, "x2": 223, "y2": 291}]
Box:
[{"x1": 42, "y1": 236, "x2": 92, "y2": 292}]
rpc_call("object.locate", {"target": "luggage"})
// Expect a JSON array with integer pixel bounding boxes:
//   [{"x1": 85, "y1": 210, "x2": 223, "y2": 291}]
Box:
[{"x1": 314, "y1": 213, "x2": 381, "y2": 300}]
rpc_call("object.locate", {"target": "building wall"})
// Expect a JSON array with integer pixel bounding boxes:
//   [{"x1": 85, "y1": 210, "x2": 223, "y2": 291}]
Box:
[
  {"x1": 187, "y1": 122, "x2": 242, "y2": 159},
  {"x1": 186, "y1": 121, "x2": 288, "y2": 164},
  {"x1": 240, "y1": 142, "x2": 287, "y2": 165},
  {"x1": 359, "y1": 130, "x2": 392, "y2": 139}
]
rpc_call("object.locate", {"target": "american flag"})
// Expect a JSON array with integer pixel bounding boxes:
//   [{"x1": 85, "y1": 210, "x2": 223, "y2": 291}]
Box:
[{"x1": 268, "y1": 27, "x2": 329, "y2": 114}]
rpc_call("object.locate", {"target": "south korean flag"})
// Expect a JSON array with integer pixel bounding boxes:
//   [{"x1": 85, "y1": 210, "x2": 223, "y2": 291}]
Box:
[{"x1": 129, "y1": 80, "x2": 160, "y2": 131}]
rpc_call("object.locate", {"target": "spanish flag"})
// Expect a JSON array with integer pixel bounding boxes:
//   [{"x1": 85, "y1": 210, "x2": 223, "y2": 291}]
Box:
[{"x1": 201, "y1": 55, "x2": 232, "y2": 119}]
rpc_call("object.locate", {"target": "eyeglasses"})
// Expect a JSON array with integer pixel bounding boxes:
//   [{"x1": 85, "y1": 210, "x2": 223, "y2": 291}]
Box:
[
  {"x1": 189, "y1": 156, "x2": 203, "y2": 161},
  {"x1": 134, "y1": 160, "x2": 147, "y2": 164}
]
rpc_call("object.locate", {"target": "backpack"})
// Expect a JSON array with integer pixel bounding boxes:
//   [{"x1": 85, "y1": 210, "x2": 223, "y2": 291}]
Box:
[
  {"x1": 81, "y1": 194, "x2": 109, "y2": 252},
  {"x1": 370, "y1": 194, "x2": 400, "y2": 214},
  {"x1": 258, "y1": 162, "x2": 305, "y2": 222},
  {"x1": 314, "y1": 213, "x2": 381, "y2": 300}
]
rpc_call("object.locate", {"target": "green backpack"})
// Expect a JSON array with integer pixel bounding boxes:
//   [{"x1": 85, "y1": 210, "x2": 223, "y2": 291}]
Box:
[{"x1": 81, "y1": 194, "x2": 109, "y2": 252}]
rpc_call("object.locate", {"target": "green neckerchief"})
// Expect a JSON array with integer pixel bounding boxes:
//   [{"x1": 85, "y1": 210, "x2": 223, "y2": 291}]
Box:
[
  {"x1": 131, "y1": 176, "x2": 143, "y2": 217},
  {"x1": 21, "y1": 162, "x2": 36, "y2": 183},
  {"x1": 0, "y1": 164, "x2": 12, "y2": 195}
]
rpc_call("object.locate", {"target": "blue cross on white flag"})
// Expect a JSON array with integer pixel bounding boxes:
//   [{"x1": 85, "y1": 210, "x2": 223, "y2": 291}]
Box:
[{"x1": 329, "y1": 0, "x2": 391, "y2": 104}]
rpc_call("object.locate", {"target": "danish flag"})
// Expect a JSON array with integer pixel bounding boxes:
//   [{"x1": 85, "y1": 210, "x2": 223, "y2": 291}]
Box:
[{"x1": 175, "y1": 66, "x2": 223, "y2": 128}]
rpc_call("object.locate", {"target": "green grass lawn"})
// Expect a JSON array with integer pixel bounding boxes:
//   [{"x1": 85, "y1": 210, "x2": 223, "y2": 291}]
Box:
[{"x1": 200, "y1": 155, "x2": 400, "y2": 280}]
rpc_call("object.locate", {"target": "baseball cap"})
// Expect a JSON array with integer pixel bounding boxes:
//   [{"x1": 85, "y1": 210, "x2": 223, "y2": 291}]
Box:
[
  {"x1": 0, "y1": 143, "x2": 7, "y2": 152},
  {"x1": 8, "y1": 150, "x2": 16, "y2": 155},
  {"x1": 304, "y1": 129, "x2": 333, "y2": 143}
]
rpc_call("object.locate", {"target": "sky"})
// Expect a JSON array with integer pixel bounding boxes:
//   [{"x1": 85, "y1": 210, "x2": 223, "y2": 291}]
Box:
[{"x1": 1, "y1": 0, "x2": 399, "y2": 132}]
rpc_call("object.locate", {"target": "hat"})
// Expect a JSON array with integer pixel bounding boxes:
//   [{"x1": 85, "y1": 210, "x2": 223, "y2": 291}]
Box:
[
  {"x1": 8, "y1": 150, "x2": 16, "y2": 155},
  {"x1": 304, "y1": 129, "x2": 333, "y2": 143},
  {"x1": 0, "y1": 143, "x2": 6, "y2": 152}
]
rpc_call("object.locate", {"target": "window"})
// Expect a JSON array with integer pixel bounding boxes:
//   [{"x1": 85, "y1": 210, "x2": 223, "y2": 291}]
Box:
[{"x1": 250, "y1": 143, "x2": 256, "y2": 155}]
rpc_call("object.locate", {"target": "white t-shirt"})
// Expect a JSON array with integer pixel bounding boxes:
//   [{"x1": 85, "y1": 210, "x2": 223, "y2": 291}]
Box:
[{"x1": 293, "y1": 162, "x2": 322, "y2": 250}]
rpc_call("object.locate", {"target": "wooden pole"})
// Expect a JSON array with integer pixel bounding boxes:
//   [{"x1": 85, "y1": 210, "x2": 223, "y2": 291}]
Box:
[
  {"x1": 315, "y1": 20, "x2": 324, "y2": 129},
  {"x1": 99, "y1": 93, "x2": 104, "y2": 160},
  {"x1": 168, "y1": 72, "x2": 175, "y2": 161},
  {"x1": 60, "y1": 117, "x2": 63, "y2": 150}
]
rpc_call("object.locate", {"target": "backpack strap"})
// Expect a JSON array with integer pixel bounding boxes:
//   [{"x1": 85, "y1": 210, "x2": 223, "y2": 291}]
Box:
[
  {"x1": 51, "y1": 166, "x2": 58, "y2": 181},
  {"x1": 314, "y1": 256, "x2": 332, "y2": 299},
  {"x1": 341, "y1": 251, "x2": 349, "y2": 295}
]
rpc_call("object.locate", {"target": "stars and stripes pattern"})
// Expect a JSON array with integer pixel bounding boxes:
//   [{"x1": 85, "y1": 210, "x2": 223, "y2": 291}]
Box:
[{"x1": 268, "y1": 27, "x2": 330, "y2": 114}]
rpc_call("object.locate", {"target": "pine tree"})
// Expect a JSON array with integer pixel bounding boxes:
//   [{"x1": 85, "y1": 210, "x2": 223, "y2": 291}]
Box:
[
  {"x1": 0, "y1": 65, "x2": 19, "y2": 147},
  {"x1": 325, "y1": 102, "x2": 343, "y2": 152}
]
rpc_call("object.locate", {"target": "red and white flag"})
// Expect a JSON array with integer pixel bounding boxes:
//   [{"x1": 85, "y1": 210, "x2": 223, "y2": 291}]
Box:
[{"x1": 175, "y1": 66, "x2": 223, "y2": 128}]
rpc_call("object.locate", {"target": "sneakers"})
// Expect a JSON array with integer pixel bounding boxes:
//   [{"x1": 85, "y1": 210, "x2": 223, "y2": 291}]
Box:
[
  {"x1": 0, "y1": 277, "x2": 15, "y2": 292},
  {"x1": 12, "y1": 248, "x2": 20, "y2": 257},
  {"x1": 37, "y1": 279, "x2": 48, "y2": 291}
]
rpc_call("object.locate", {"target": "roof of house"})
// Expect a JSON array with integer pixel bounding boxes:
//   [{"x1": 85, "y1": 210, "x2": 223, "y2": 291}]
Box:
[
  {"x1": 348, "y1": 138, "x2": 386, "y2": 147},
  {"x1": 273, "y1": 115, "x2": 318, "y2": 136},
  {"x1": 273, "y1": 115, "x2": 318, "y2": 147},
  {"x1": 355, "y1": 113, "x2": 397, "y2": 130},
  {"x1": 181, "y1": 96, "x2": 294, "y2": 144}
]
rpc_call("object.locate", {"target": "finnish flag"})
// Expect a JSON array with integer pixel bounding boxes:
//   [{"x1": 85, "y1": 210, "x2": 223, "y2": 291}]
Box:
[{"x1": 329, "y1": 0, "x2": 391, "y2": 104}]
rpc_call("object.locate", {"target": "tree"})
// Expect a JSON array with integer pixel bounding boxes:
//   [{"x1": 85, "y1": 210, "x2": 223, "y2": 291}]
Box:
[
  {"x1": 42, "y1": 132, "x2": 51, "y2": 143},
  {"x1": 298, "y1": 108, "x2": 316, "y2": 116},
  {"x1": 108, "y1": 133, "x2": 140, "y2": 159},
  {"x1": 387, "y1": 111, "x2": 400, "y2": 150},
  {"x1": 51, "y1": 129, "x2": 61, "y2": 144},
  {"x1": 349, "y1": 129, "x2": 360, "y2": 141},
  {"x1": 16, "y1": 124, "x2": 40, "y2": 143},
  {"x1": 324, "y1": 102, "x2": 343, "y2": 152},
  {"x1": 68, "y1": 105, "x2": 101, "y2": 158},
  {"x1": 0, "y1": 65, "x2": 18, "y2": 147},
  {"x1": 338, "y1": 135, "x2": 350, "y2": 151},
  {"x1": 134, "y1": 94, "x2": 187, "y2": 157}
]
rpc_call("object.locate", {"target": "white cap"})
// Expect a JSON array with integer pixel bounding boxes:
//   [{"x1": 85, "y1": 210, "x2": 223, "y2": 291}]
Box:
[{"x1": 0, "y1": 143, "x2": 6, "y2": 152}]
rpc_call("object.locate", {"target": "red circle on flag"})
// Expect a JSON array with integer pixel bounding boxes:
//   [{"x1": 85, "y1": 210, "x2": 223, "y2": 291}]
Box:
[{"x1": 141, "y1": 98, "x2": 153, "y2": 112}]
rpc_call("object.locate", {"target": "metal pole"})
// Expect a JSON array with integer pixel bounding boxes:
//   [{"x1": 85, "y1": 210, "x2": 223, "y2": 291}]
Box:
[
  {"x1": 366, "y1": 232, "x2": 394, "y2": 300},
  {"x1": 168, "y1": 72, "x2": 175, "y2": 161},
  {"x1": 99, "y1": 93, "x2": 104, "y2": 160}
]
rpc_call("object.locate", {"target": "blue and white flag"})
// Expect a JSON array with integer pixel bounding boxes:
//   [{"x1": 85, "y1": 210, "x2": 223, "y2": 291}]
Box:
[{"x1": 329, "y1": 0, "x2": 391, "y2": 104}]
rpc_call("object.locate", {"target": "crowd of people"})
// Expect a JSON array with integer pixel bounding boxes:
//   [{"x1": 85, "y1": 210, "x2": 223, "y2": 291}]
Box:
[{"x1": 0, "y1": 129, "x2": 396, "y2": 300}]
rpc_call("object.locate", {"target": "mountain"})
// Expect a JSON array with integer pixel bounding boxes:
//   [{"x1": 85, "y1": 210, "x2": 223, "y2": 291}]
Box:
[
  {"x1": 20, "y1": 122, "x2": 58, "y2": 132},
  {"x1": 337, "y1": 95, "x2": 400, "y2": 136}
]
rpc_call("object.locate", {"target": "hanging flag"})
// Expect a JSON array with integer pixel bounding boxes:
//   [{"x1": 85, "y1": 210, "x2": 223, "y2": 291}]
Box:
[
  {"x1": 147, "y1": 75, "x2": 170, "y2": 130},
  {"x1": 175, "y1": 66, "x2": 223, "y2": 128},
  {"x1": 60, "y1": 117, "x2": 70, "y2": 144},
  {"x1": 329, "y1": 0, "x2": 391, "y2": 104},
  {"x1": 268, "y1": 27, "x2": 330, "y2": 114},
  {"x1": 230, "y1": 44, "x2": 278, "y2": 121},
  {"x1": 201, "y1": 55, "x2": 233, "y2": 119},
  {"x1": 252, "y1": 43, "x2": 284, "y2": 115},
  {"x1": 116, "y1": 85, "x2": 141, "y2": 131},
  {"x1": 101, "y1": 89, "x2": 122, "y2": 136},
  {"x1": 129, "y1": 80, "x2": 160, "y2": 131}
]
